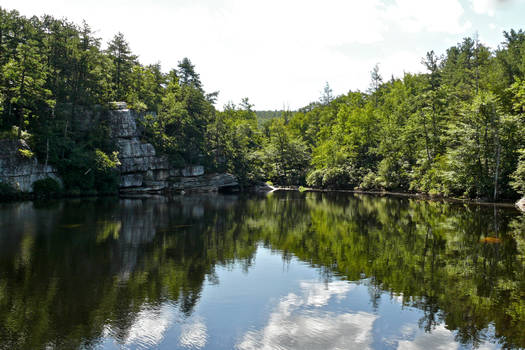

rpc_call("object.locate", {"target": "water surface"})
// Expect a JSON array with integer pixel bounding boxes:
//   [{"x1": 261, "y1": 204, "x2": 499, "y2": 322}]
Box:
[{"x1": 0, "y1": 192, "x2": 524, "y2": 349}]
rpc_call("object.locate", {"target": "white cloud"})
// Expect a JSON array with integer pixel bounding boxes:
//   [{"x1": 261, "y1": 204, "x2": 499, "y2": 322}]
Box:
[
  {"x1": 1, "y1": 0, "x2": 479, "y2": 109},
  {"x1": 385, "y1": 0, "x2": 470, "y2": 34},
  {"x1": 380, "y1": 51, "x2": 426, "y2": 79},
  {"x1": 470, "y1": 0, "x2": 496, "y2": 16}
]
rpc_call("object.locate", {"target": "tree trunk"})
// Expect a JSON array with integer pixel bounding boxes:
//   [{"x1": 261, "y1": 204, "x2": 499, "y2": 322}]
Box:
[
  {"x1": 45, "y1": 137, "x2": 49, "y2": 168},
  {"x1": 18, "y1": 60, "x2": 27, "y2": 139},
  {"x1": 421, "y1": 111, "x2": 432, "y2": 162},
  {"x1": 493, "y1": 105, "x2": 500, "y2": 201},
  {"x1": 493, "y1": 134, "x2": 500, "y2": 201}
]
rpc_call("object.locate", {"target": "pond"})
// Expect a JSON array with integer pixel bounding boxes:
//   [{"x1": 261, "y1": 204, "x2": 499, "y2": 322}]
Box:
[{"x1": 0, "y1": 192, "x2": 523, "y2": 349}]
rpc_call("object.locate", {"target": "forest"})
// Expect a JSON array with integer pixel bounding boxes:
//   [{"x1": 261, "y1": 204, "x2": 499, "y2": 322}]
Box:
[{"x1": 1, "y1": 7, "x2": 525, "y2": 201}]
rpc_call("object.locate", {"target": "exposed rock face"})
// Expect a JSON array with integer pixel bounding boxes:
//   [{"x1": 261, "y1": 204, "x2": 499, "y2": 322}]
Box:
[
  {"x1": 107, "y1": 108, "x2": 170, "y2": 191},
  {"x1": 0, "y1": 104, "x2": 238, "y2": 196},
  {"x1": 181, "y1": 165, "x2": 205, "y2": 177},
  {"x1": 108, "y1": 106, "x2": 238, "y2": 193},
  {"x1": 168, "y1": 173, "x2": 239, "y2": 192},
  {"x1": 0, "y1": 139, "x2": 61, "y2": 192},
  {"x1": 517, "y1": 198, "x2": 525, "y2": 212}
]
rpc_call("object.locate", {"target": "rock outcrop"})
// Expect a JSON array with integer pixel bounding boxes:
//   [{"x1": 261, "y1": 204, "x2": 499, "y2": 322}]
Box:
[
  {"x1": 0, "y1": 139, "x2": 61, "y2": 192},
  {"x1": 0, "y1": 103, "x2": 238, "y2": 196},
  {"x1": 517, "y1": 198, "x2": 525, "y2": 212},
  {"x1": 168, "y1": 173, "x2": 239, "y2": 192},
  {"x1": 107, "y1": 106, "x2": 171, "y2": 192},
  {"x1": 108, "y1": 103, "x2": 238, "y2": 194}
]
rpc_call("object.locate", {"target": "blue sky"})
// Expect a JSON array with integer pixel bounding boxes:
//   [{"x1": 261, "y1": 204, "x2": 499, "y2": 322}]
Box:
[{"x1": 3, "y1": 0, "x2": 525, "y2": 110}]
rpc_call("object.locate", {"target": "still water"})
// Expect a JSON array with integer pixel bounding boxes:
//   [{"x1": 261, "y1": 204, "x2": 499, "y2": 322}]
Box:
[{"x1": 0, "y1": 192, "x2": 524, "y2": 349}]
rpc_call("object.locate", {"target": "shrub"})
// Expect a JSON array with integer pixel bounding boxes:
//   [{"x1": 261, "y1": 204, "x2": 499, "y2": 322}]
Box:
[
  {"x1": 306, "y1": 169, "x2": 324, "y2": 188},
  {"x1": 0, "y1": 182, "x2": 20, "y2": 201},
  {"x1": 32, "y1": 178, "x2": 61, "y2": 198},
  {"x1": 94, "y1": 149, "x2": 120, "y2": 172},
  {"x1": 94, "y1": 149, "x2": 120, "y2": 194},
  {"x1": 18, "y1": 148, "x2": 34, "y2": 159},
  {"x1": 129, "y1": 100, "x2": 147, "y2": 112},
  {"x1": 322, "y1": 167, "x2": 349, "y2": 189},
  {"x1": 377, "y1": 158, "x2": 410, "y2": 190},
  {"x1": 359, "y1": 171, "x2": 381, "y2": 191},
  {"x1": 409, "y1": 156, "x2": 454, "y2": 197},
  {"x1": 66, "y1": 187, "x2": 82, "y2": 197},
  {"x1": 0, "y1": 126, "x2": 30, "y2": 140}
]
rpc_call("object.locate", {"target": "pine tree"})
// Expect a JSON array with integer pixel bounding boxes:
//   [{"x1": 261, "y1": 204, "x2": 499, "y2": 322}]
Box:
[{"x1": 106, "y1": 32, "x2": 137, "y2": 101}]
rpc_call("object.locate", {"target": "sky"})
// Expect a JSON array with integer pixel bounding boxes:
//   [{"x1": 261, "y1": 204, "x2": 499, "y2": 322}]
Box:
[{"x1": 3, "y1": 0, "x2": 525, "y2": 110}]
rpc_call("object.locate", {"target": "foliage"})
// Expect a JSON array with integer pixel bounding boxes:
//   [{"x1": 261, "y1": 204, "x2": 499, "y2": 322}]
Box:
[
  {"x1": 1, "y1": 7, "x2": 525, "y2": 200},
  {"x1": 0, "y1": 181, "x2": 20, "y2": 200},
  {"x1": 257, "y1": 118, "x2": 311, "y2": 185},
  {"x1": 511, "y1": 149, "x2": 525, "y2": 195},
  {"x1": 255, "y1": 110, "x2": 285, "y2": 123},
  {"x1": 32, "y1": 177, "x2": 61, "y2": 198},
  {"x1": 273, "y1": 32, "x2": 525, "y2": 199},
  {"x1": 18, "y1": 148, "x2": 33, "y2": 159},
  {"x1": 94, "y1": 149, "x2": 120, "y2": 173}
]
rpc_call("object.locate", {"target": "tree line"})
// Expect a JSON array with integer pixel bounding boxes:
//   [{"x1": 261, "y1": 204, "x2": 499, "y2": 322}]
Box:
[{"x1": 1, "y1": 7, "x2": 525, "y2": 200}]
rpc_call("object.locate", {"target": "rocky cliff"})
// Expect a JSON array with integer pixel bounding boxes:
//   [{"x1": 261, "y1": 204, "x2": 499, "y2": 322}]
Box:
[
  {"x1": 108, "y1": 104, "x2": 238, "y2": 194},
  {"x1": 0, "y1": 104, "x2": 238, "y2": 195},
  {"x1": 0, "y1": 139, "x2": 61, "y2": 192},
  {"x1": 107, "y1": 106, "x2": 171, "y2": 192}
]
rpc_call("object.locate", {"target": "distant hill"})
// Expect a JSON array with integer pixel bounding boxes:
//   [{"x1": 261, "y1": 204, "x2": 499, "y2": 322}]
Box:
[{"x1": 255, "y1": 110, "x2": 296, "y2": 123}]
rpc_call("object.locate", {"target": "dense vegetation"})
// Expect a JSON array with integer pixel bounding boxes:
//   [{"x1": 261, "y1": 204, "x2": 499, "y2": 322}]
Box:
[
  {"x1": 255, "y1": 110, "x2": 287, "y2": 123},
  {"x1": 1, "y1": 7, "x2": 525, "y2": 200}
]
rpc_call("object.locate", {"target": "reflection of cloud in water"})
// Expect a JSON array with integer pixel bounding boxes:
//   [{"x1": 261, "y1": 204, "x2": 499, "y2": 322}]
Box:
[
  {"x1": 179, "y1": 319, "x2": 208, "y2": 349},
  {"x1": 237, "y1": 280, "x2": 377, "y2": 350},
  {"x1": 395, "y1": 324, "x2": 499, "y2": 350},
  {"x1": 124, "y1": 306, "x2": 174, "y2": 348},
  {"x1": 300, "y1": 281, "x2": 351, "y2": 307}
]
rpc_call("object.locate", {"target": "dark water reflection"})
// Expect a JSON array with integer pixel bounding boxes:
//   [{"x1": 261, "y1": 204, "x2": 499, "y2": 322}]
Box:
[{"x1": 0, "y1": 192, "x2": 524, "y2": 349}]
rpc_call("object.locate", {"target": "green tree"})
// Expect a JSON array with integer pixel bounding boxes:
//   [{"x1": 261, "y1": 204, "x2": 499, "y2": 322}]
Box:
[
  {"x1": 2, "y1": 39, "x2": 54, "y2": 138},
  {"x1": 259, "y1": 118, "x2": 310, "y2": 185},
  {"x1": 106, "y1": 32, "x2": 137, "y2": 101}
]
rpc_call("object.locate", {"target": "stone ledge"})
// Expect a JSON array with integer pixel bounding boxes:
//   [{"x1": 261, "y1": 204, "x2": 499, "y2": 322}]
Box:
[
  {"x1": 168, "y1": 173, "x2": 238, "y2": 192},
  {"x1": 517, "y1": 198, "x2": 525, "y2": 212}
]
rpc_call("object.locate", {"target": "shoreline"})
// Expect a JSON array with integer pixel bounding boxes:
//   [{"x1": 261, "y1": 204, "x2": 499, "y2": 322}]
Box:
[
  {"x1": 1, "y1": 186, "x2": 523, "y2": 212},
  {"x1": 270, "y1": 186, "x2": 521, "y2": 209}
]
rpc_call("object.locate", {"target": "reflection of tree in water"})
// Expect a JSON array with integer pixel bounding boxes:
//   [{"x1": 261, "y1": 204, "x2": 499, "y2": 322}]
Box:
[
  {"x1": 0, "y1": 192, "x2": 523, "y2": 349},
  {"x1": 242, "y1": 192, "x2": 525, "y2": 349},
  {"x1": 0, "y1": 195, "x2": 258, "y2": 349}
]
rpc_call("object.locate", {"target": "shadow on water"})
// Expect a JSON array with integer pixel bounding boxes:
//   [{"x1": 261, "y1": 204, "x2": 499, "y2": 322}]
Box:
[{"x1": 0, "y1": 192, "x2": 523, "y2": 349}]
